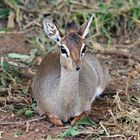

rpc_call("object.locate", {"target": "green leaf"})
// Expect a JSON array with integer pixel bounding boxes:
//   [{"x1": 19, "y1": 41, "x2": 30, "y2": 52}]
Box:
[
  {"x1": 11, "y1": 0, "x2": 18, "y2": 7},
  {"x1": 24, "y1": 110, "x2": 33, "y2": 117},
  {"x1": 61, "y1": 127, "x2": 80, "y2": 137},
  {"x1": 16, "y1": 107, "x2": 27, "y2": 116},
  {"x1": 31, "y1": 102, "x2": 36, "y2": 110},
  {"x1": 98, "y1": 2, "x2": 108, "y2": 12},
  {"x1": 13, "y1": 130, "x2": 22, "y2": 138},
  {"x1": 7, "y1": 53, "x2": 30, "y2": 60},
  {"x1": 16, "y1": 109, "x2": 24, "y2": 116},
  {"x1": 1, "y1": 61, "x2": 10, "y2": 71},
  {"x1": 1, "y1": 77, "x2": 7, "y2": 87},
  {"x1": 76, "y1": 117, "x2": 97, "y2": 127},
  {"x1": 0, "y1": 28, "x2": 12, "y2": 32},
  {"x1": 99, "y1": 129, "x2": 106, "y2": 135},
  {"x1": 6, "y1": 104, "x2": 15, "y2": 112},
  {"x1": 47, "y1": 0, "x2": 61, "y2": 5},
  {"x1": 0, "y1": 8, "x2": 9, "y2": 19}
]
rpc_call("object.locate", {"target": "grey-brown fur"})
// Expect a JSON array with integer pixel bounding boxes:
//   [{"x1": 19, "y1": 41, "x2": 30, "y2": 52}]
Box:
[
  {"x1": 32, "y1": 51, "x2": 109, "y2": 122},
  {"x1": 32, "y1": 16, "x2": 109, "y2": 123}
]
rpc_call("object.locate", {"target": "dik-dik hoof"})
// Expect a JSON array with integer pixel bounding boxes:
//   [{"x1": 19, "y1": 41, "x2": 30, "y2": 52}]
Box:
[{"x1": 48, "y1": 115, "x2": 64, "y2": 126}]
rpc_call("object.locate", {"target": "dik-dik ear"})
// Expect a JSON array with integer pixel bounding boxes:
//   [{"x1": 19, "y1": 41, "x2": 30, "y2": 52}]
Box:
[
  {"x1": 43, "y1": 19, "x2": 63, "y2": 45},
  {"x1": 77, "y1": 15, "x2": 94, "y2": 39}
]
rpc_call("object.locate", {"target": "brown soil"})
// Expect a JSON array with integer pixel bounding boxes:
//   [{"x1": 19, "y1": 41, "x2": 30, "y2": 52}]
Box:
[{"x1": 0, "y1": 33, "x2": 32, "y2": 57}]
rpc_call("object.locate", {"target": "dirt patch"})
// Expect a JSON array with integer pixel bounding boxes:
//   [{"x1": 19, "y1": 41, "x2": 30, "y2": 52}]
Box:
[{"x1": 0, "y1": 33, "x2": 33, "y2": 56}]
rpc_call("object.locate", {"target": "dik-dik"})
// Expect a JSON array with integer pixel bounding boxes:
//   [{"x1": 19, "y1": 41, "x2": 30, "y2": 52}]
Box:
[{"x1": 32, "y1": 16, "x2": 109, "y2": 125}]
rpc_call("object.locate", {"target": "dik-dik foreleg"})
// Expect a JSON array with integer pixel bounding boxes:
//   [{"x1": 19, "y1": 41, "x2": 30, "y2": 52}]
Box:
[{"x1": 48, "y1": 114, "x2": 63, "y2": 126}]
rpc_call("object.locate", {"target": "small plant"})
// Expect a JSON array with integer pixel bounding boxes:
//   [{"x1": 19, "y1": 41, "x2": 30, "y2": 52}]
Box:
[
  {"x1": 58, "y1": 118, "x2": 97, "y2": 138},
  {"x1": 13, "y1": 130, "x2": 22, "y2": 138},
  {"x1": 24, "y1": 109, "x2": 34, "y2": 117}
]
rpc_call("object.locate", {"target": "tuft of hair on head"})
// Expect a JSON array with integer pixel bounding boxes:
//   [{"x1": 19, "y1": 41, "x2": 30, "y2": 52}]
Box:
[{"x1": 66, "y1": 21, "x2": 78, "y2": 32}]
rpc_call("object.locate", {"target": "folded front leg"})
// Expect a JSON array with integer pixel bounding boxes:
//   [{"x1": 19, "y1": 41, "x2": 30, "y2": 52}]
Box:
[{"x1": 71, "y1": 112, "x2": 88, "y2": 125}]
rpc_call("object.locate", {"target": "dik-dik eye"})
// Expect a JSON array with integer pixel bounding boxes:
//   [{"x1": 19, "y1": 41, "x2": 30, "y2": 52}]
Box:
[
  {"x1": 60, "y1": 46, "x2": 69, "y2": 57},
  {"x1": 81, "y1": 44, "x2": 87, "y2": 56}
]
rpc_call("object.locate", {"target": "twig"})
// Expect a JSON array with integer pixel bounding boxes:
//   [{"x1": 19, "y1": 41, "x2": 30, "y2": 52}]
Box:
[
  {"x1": 0, "y1": 115, "x2": 9, "y2": 121},
  {"x1": 0, "y1": 31, "x2": 25, "y2": 34},
  {"x1": 101, "y1": 134, "x2": 126, "y2": 138},
  {"x1": 0, "y1": 116, "x2": 46, "y2": 125},
  {"x1": 96, "y1": 49, "x2": 140, "y2": 62},
  {"x1": 108, "y1": 109, "x2": 117, "y2": 124},
  {"x1": 125, "y1": 72, "x2": 131, "y2": 102},
  {"x1": 99, "y1": 121, "x2": 110, "y2": 136},
  {"x1": 70, "y1": 1, "x2": 95, "y2": 9},
  {"x1": 0, "y1": 97, "x2": 28, "y2": 104},
  {"x1": 115, "y1": 38, "x2": 140, "y2": 49},
  {"x1": 113, "y1": 91, "x2": 123, "y2": 111},
  {"x1": 128, "y1": 38, "x2": 140, "y2": 48},
  {"x1": 0, "y1": 109, "x2": 7, "y2": 113},
  {"x1": 25, "y1": 121, "x2": 30, "y2": 133}
]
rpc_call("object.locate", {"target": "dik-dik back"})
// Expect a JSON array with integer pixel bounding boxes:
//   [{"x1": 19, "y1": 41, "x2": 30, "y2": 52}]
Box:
[{"x1": 32, "y1": 15, "x2": 109, "y2": 125}]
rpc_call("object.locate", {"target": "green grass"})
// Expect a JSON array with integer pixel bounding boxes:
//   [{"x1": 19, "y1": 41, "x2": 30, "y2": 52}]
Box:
[{"x1": 0, "y1": 0, "x2": 139, "y2": 45}]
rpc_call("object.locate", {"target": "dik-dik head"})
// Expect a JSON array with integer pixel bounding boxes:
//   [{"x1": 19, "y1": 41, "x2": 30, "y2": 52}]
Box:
[{"x1": 43, "y1": 16, "x2": 93, "y2": 71}]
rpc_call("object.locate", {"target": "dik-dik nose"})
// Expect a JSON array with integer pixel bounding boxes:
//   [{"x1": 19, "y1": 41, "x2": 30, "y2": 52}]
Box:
[
  {"x1": 76, "y1": 66, "x2": 81, "y2": 71},
  {"x1": 74, "y1": 60, "x2": 81, "y2": 71}
]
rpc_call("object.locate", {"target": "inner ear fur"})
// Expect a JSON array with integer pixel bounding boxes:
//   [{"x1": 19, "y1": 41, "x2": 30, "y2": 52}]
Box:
[
  {"x1": 77, "y1": 15, "x2": 94, "y2": 39},
  {"x1": 43, "y1": 19, "x2": 63, "y2": 45}
]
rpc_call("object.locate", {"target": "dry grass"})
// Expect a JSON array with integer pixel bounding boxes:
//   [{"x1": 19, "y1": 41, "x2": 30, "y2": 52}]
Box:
[{"x1": 0, "y1": 0, "x2": 140, "y2": 139}]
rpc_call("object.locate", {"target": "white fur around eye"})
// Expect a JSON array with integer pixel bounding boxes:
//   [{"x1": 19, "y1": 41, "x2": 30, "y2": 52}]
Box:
[
  {"x1": 60, "y1": 45, "x2": 70, "y2": 58},
  {"x1": 61, "y1": 53, "x2": 67, "y2": 58},
  {"x1": 80, "y1": 43, "x2": 86, "y2": 57}
]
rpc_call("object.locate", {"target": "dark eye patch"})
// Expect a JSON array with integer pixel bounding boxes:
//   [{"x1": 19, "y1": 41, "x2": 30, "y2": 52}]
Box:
[
  {"x1": 60, "y1": 46, "x2": 68, "y2": 57},
  {"x1": 81, "y1": 45, "x2": 87, "y2": 54}
]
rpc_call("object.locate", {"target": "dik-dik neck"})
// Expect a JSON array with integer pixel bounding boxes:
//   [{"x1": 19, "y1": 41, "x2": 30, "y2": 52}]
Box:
[{"x1": 59, "y1": 66, "x2": 80, "y2": 96}]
